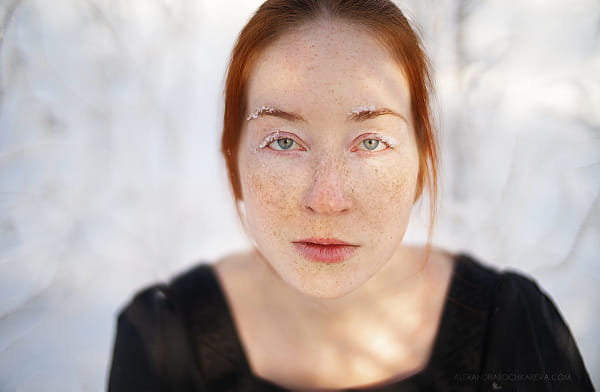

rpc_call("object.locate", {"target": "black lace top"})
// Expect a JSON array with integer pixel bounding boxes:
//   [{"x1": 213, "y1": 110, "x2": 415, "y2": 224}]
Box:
[{"x1": 108, "y1": 255, "x2": 593, "y2": 391}]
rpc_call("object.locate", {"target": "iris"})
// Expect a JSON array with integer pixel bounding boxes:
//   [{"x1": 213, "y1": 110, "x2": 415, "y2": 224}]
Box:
[
  {"x1": 362, "y1": 139, "x2": 380, "y2": 150},
  {"x1": 276, "y1": 138, "x2": 294, "y2": 150}
]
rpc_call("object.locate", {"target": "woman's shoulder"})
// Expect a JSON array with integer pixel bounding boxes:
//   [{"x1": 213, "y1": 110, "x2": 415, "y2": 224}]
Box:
[
  {"x1": 449, "y1": 253, "x2": 578, "y2": 344},
  {"x1": 109, "y1": 267, "x2": 216, "y2": 391},
  {"x1": 116, "y1": 264, "x2": 216, "y2": 324},
  {"x1": 447, "y1": 254, "x2": 593, "y2": 390},
  {"x1": 120, "y1": 250, "x2": 255, "y2": 314},
  {"x1": 448, "y1": 253, "x2": 556, "y2": 309},
  {"x1": 450, "y1": 253, "x2": 571, "y2": 325},
  {"x1": 113, "y1": 249, "x2": 258, "y2": 344},
  {"x1": 109, "y1": 256, "x2": 260, "y2": 391}
]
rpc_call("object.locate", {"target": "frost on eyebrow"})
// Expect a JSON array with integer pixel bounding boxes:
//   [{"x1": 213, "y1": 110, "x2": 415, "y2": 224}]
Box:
[
  {"x1": 348, "y1": 105, "x2": 406, "y2": 123},
  {"x1": 349, "y1": 105, "x2": 377, "y2": 116},
  {"x1": 247, "y1": 106, "x2": 276, "y2": 121}
]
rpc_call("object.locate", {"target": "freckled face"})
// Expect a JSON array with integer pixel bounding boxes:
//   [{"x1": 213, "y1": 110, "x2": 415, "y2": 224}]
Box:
[{"x1": 237, "y1": 21, "x2": 420, "y2": 298}]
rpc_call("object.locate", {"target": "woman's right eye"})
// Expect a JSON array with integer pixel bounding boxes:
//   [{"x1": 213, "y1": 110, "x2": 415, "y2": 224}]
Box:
[
  {"x1": 269, "y1": 138, "x2": 299, "y2": 151},
  {"x1": 257, "y1": 131, "x2": 305, "y2": 152}
]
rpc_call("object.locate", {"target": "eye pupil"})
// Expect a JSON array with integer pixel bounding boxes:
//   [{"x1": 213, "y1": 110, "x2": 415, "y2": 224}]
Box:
[
  {"x1": 363, "y1": 139, "x2": 380, "y2": 151},
  {"x1": 277, "y1": 138, "x2": 294, "y2": 150}
]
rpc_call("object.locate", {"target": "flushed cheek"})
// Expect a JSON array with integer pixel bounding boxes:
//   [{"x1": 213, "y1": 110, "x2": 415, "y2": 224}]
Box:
[
  {"x1": 239, "y1": 151, "x2": 419, "y2": 248},
  {"x1": 241, "y1": 157, "x2": 309, "y2": 229},
  {"x1": 349, "y1": 168, "x2": 417, "y2": 264},
  {"x1": 351, "y1": 157, "x2": 418, "y2": 221}
]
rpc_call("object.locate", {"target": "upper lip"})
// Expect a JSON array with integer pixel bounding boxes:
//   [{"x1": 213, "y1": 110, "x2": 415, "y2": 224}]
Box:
[{"x1": 294, "y1": 238, "x2": 359, "y2": 246}]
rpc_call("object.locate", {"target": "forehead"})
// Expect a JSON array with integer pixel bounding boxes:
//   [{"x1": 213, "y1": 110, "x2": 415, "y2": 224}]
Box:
[
  {"x1": 260, "y1": 21, "x2": 383, "y2": 65},
  {"x1": 245, "y1": 20, "x2": 411, "y2": 113}
]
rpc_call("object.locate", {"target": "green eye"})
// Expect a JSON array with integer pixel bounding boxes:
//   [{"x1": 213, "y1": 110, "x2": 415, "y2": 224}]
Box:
[
  {"x1": 276, "y1": 138, "x2": 294, "y2": 150},
  {"x1": 362, "y1": 139, "x2": 380, "y2": 151},
  {"x1": 268, "y1": 138, "x2": 296, "y2": 150}
]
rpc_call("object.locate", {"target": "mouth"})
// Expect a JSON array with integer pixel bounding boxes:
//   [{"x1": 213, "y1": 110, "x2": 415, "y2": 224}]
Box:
[{"x1": 292, "y1": 238, "x2": 359, "y2": 263}]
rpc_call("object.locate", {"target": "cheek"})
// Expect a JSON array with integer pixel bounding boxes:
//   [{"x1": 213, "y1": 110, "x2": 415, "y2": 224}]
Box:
[
  {"x1": 352, "y1": 155, "x2": 419, "y2": 218},
  {"x1": 238, "y1": 147, "x2": 420, "y2": 235},
  {"x1": 240, "y1": 154, "x2": 307, "y2": 223}
]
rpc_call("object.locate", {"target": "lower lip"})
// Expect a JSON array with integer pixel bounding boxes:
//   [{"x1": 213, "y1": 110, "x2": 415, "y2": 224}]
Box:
[{"x1": 293, "y1": 242, "x2": 358, "y2": 263}]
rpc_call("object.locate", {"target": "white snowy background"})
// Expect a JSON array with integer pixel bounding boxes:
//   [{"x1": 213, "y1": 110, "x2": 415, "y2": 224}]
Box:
[{"x1": 0, "y1": 0, "x2": 598, "y2": 390}]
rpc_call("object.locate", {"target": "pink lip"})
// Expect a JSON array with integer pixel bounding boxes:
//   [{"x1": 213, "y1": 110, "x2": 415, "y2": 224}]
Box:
[{"x1": 293, "y1": 238, "x2": 359, "y2": 263}]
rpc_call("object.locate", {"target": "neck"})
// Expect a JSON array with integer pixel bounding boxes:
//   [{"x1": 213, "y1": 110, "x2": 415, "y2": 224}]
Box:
[{"x1": 255, "y1": 246, "x2": 430, "y2": 325}]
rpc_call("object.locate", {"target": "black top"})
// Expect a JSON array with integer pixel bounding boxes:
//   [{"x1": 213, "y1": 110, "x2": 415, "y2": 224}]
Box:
[{"x1": 108, "y1": 255, "x2": 594, "y2": 391}]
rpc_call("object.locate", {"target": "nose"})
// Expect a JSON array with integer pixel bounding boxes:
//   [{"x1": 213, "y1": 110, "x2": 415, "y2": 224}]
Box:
[{"x1": 302, "y1": 156, "x2": 353, "y2": 215}]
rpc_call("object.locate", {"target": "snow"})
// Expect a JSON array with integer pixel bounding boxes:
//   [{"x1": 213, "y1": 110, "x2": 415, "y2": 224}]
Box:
[{"x1": 0, "y1": 0, "x2": 598, "y2": 389}]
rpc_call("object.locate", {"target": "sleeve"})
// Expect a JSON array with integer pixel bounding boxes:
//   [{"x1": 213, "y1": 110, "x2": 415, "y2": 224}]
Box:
[
  {"x1": 108, "y1": 285, "x2": 207, "y2": 392},
  {"x1": 480, "y1": 272, "x2": 594, "y2": 391}
]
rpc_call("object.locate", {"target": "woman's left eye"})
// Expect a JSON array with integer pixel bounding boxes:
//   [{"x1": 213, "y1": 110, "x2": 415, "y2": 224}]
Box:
[
  {"x1": 357, "y1": 138, "x2": 388, "y2": 152},
  {"x1": 269, "y1": 138, "x2": 299, "y2": 151}
]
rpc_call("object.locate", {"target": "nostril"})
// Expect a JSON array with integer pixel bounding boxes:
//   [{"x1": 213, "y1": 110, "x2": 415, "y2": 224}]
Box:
[
  {"x1": 301, "y1": 157, "x2": 353, "y2": 215},
  {"x1": 303, "y1": 176, "x2": 352, "y2": 215}
]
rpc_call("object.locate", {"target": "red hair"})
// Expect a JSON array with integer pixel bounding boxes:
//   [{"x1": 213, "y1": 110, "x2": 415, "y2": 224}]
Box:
[{"x1": 222, "y1": 0, "x2": 439, "y2": 234}]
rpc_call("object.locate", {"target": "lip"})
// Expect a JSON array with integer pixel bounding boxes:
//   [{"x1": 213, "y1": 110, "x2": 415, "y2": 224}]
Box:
[{"x1": 293, "y1": 238, "x2": 359, "y2": 263}]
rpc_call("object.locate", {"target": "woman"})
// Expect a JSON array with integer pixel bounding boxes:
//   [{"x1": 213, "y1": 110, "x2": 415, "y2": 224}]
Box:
[{"x1": 109, "y1": 0, "x2": 593, "y2": 390}]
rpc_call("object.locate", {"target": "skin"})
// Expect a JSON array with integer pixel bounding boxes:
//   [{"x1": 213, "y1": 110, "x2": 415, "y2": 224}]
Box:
[
  {"x1": 215, "y1": 20, "x2": 454, "y2": 390},
  {"x1": 239, "y1": 20, "x2": 419, "y2": 299}
]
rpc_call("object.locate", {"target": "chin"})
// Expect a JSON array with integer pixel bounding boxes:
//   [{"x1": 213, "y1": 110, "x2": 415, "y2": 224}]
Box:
[
  {"x1": 258, "y1": 245, "x2": 382, "y2": 299},
  {"x1": 293, "y1": 283, "x2": 359, "y2": 299},
  {"x1": 282, "y1": 266, "x2": 368, "y2": 299}
]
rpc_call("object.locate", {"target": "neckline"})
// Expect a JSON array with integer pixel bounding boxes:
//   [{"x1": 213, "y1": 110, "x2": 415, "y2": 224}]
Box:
[{"x1": 209, "y1": 254, "x2": 473, "y2": 391}]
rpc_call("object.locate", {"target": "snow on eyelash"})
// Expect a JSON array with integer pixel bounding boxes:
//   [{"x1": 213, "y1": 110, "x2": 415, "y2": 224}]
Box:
[
  {"x1": 252, "y1": 130, "x2": 283, "y2": 153},
  {"x1": 355, "y1": 132, "x2": 399, "y2": 150},
  {"x1": 371, "y1": 134, "x2": 399, "y2": 148},
  {"x1": 247, "y1": 106, "x2": 276, "y2": 121}
]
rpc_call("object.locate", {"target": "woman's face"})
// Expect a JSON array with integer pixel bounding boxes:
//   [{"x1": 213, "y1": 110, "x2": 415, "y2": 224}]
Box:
[{"x1": 238, "y1": 21, "x2": 420, "y2": 298}]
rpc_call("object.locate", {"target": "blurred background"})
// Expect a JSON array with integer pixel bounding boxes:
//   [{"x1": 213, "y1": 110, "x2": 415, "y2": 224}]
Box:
[{"x1": 0, "y1": 0, "x2": 598, "y2": 390}]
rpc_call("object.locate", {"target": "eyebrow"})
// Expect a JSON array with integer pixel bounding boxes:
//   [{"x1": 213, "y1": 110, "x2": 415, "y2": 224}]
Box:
[
  {"x1": 246, "y1": 106, "x2": 305, "y2": 122},
  {"x1": 348, "y1": 106, "x2": 408, "y2": 123},
  {"x1": 246, "y1": 105, "x2": 407, "y2": 123}
]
